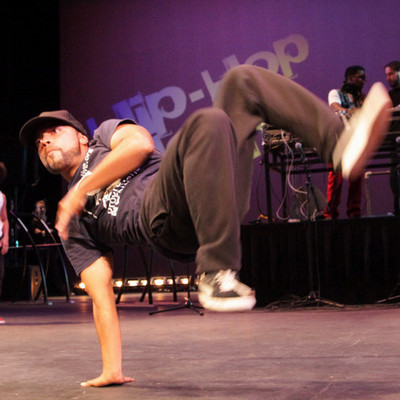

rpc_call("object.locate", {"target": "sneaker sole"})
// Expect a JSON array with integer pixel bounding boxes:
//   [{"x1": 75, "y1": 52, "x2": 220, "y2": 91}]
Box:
[
  {"x1": 198, "y1": 292, "x2": 256, "y2": 312},
  {"x1": 333, "y1": 82, "x2": 392, "y2": 181}
]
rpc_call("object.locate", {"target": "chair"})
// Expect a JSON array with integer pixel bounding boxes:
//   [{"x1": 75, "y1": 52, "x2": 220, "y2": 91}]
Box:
[
  {"x1": 8, "y1": 210, "x2": 49, "y2": 304},
  {"x1": 31, "y1": 212, "x2": 71, "y2": 302}
]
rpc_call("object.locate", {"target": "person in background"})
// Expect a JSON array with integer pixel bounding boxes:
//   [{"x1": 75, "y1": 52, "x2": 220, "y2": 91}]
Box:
[
  {"x1": 0, "y1": 162, "x2": 9, "y2": 316},
  {"x1": 31, "y1": 199, "x2": 65, "y2": 295},
  {"x1": 384, "y1": 60, "x2": 400, "y2": 108},
  {"x1": 324, "y1": 65, "x2": 366, "y2": 219},
  {"x1": 384, "y1": 61, "x2": 400, "y2": 213},
  {"x1": 32, "y1": 199, "x2": 54, "y2": 243}
]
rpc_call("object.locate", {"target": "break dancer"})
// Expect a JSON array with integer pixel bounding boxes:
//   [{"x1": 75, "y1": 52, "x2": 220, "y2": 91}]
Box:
[{"x1": 19, "y1": 65, "x2": 392, "y2": 387}]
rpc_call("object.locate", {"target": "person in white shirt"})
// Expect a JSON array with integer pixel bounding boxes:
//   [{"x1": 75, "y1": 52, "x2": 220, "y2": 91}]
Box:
[
  {"x1": 0, "y1": 162, "x2": 9, "y2": 307},
  {"x1": 324, "y1": 65, "x2": 366, "y2": 219}
]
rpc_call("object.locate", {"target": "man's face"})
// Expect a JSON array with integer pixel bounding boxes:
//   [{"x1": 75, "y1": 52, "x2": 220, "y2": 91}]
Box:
[
  {"x1": 347, "y1": 70, "x2": 366, "y2": 89},
  {"x1": 385, "y1": 66, "x2": 400, "y2": 88},
  {"x1": 36, "y1": 125, "x2": 86, "y2": 176},
  {"x1": 35, "y1": 200, "x2": 46, "y2": 214}
]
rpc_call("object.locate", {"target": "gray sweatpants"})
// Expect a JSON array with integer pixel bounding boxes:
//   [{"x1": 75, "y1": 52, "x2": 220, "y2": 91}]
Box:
[{"x1": 140, "y1": 65, "x2": 344, "y2": 273}]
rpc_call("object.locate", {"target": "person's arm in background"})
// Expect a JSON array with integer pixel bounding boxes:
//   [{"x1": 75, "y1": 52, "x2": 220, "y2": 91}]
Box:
[{"x1": 0, "y1": 193, "x2": 9, "y2": 255}]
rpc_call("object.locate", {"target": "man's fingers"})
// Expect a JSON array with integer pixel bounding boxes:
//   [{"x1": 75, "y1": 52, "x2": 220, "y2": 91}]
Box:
[
  {"x1": 55, "y1": 210, "x2": 71, "y2": 240},
  {"x1": 55, "y1": 188, "x2": 88, "y2": 240}
]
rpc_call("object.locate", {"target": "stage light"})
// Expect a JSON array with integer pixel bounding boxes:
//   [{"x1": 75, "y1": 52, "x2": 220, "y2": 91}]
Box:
[
  {"x1": 72, "y1": 281, "x2": 88, "y2": 295},
  {"x1": 73, "y1": 274, "x2": 198, "y2": 296},
  {"x1": 152, "y1": 277, "x2": 165, "y2": 286},
  {"x1": 114, "y1": 280, "x2": 123, "y2": 288},
  {"x1": 179, "y1": 277, "x2": 190, "y2": 285}
]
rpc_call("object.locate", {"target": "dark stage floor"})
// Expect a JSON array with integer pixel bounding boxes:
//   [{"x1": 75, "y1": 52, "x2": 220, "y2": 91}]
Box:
[{"x1": 1, "y1": 293, "x2": 400, "y2": 400}]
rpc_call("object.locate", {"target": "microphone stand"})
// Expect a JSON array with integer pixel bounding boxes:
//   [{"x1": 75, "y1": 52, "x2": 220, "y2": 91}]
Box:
[
  {"x1": 259, "y1": 123, "x2": 273, "y2": 223},
  {"x1": 293, "y1": 143, "x2": 343, "y2": 308}
]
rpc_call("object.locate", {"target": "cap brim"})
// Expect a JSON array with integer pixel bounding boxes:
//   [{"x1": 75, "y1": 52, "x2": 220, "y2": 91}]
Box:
[{"x1": 19, "y1": 116, "x2": 74, "y2": 149}]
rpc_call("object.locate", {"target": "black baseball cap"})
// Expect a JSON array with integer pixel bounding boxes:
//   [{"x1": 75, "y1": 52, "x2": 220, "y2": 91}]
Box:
[{"x1": 19, "y1": 110, "x2": 90, "y2": 149}]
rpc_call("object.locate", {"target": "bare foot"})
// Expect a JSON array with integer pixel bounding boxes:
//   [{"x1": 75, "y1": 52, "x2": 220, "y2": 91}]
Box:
[{"x1": 80, "y1": 374, "x2": 135, "y2": 387}]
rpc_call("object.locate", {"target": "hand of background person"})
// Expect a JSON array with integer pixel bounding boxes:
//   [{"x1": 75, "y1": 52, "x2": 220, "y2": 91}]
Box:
[{"x1": 0, "y1": 237, "x2": 8, "y2": 255}]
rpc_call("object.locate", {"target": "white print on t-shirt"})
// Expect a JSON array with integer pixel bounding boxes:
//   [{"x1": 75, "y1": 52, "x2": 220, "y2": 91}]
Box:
[
  {"x1": 77, "y1": 146, "x2": 142, "y2": 217},
  {"x1": 102, "y1": 168, "x2": 141, "y2": 216},
  {"x1": 103, "y1": 175, "x2": 132, "y2": 216},
  {"x1": 80, "y1": 148, "x2": 94, "y2": 177},
  {"x1": 77, "y1": 169, "x2": 142, "y2": 218}
]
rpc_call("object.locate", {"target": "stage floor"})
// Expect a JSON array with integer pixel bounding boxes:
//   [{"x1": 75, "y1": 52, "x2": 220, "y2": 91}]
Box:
[{"x1": 1, "y1": 293, "x2": 400, "y2": 400}]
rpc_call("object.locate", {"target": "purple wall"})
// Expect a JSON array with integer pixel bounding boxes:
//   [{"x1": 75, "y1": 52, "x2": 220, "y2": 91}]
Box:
[{"x1": 59, "y1": 0, "x2": 400, "y2": 220}]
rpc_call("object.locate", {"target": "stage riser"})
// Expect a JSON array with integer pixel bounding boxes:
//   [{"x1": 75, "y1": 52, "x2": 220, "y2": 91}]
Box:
[{"x1": 240, "y1": 217, "x2": 400, "y2": 306}]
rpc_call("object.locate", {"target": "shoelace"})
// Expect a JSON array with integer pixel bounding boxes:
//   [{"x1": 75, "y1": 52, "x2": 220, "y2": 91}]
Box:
[{"x1": 215, "y1": 269, "x2": 237, "y2": 292}]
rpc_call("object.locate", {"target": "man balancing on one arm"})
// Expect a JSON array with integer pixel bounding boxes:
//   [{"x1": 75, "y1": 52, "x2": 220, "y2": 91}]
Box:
[{"x1": 19, "y1": 65, "x2": 392, "y2": 387}]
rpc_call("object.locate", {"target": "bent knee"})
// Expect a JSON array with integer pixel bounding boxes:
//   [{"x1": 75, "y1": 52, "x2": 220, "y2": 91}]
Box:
[
  {"x1": 179, "y1": 107, "x2": 235, "y2": 146},
  {"x1": 190, "y1": 108, "x2": 234, "y2": 138},
  {"x1": 222, "y1": 64, "x2": 256, "y2": 81},
  {"x1": 192, "y1": 107, "x2": 231, "y2": 126}
]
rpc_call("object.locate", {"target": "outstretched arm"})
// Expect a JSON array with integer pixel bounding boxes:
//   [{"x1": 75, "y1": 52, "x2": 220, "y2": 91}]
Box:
[
  {"x1": 0, "y1": 193, "x2": 9, "y2": 255},
  {"x1": 330, "y1": 102, "x2": 357, "y2": 117},
  {"x1": 56, "y1": 123, "x2": 154, "y2": 239},
  {"x1": 80, "y1": 254, "x2": 134, "y2": 387}
]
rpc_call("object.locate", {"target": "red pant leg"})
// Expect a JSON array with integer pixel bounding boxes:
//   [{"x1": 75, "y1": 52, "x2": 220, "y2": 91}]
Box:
[{"x1": 325, "y1": 168, "x2": 343, "y2": 219}]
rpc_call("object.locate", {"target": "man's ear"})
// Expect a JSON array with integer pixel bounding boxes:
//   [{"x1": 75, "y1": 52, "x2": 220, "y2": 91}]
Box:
[{"x1": 78, "y1": 133, "x2": 89, "y2": 145}]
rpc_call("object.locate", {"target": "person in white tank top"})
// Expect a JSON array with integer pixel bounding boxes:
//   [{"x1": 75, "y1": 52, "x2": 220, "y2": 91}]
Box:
[{"x1": 0, "y1": 162, "x2": 9, "y2": 323}]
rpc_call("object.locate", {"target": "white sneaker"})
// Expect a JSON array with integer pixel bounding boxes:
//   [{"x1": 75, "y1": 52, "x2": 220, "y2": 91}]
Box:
[
  {"x1": 198, "y1": 269, "x2": 256, "y2": 312},
  {"x1": 332, "y1": 82, "x2": 392, "y2": 181}
]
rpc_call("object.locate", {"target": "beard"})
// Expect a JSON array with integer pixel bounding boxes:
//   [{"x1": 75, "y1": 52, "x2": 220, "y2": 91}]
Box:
[
  {"x1": 41, "y1": 145, "x2": 82, "y2": 175},
  {"x1": 390, "y1": 78, "x2": 400, "y2": 88}
]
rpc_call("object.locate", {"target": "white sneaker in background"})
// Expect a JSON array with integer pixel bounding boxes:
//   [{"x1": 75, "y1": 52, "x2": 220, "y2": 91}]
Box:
[{"x1": 332, "y1": 82, "x2": 392, "y2": 181}]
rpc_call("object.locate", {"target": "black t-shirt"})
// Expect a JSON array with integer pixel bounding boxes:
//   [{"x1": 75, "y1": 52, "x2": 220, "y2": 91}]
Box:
[
  {"x1": 389, "y1": 87, "x2": 400, "y2": 107},
  {"x1": 61, "y1": 119, "x2": 162, "y2": 275}
]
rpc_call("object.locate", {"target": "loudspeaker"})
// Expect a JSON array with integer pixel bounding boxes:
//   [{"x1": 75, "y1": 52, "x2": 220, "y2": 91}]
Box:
[
  {"x1": 29, "y1": 265, "x2": 42, "y2": 300},
  {"x1": 2, "y1": 264, "x2": 43, "y2": 301}
]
